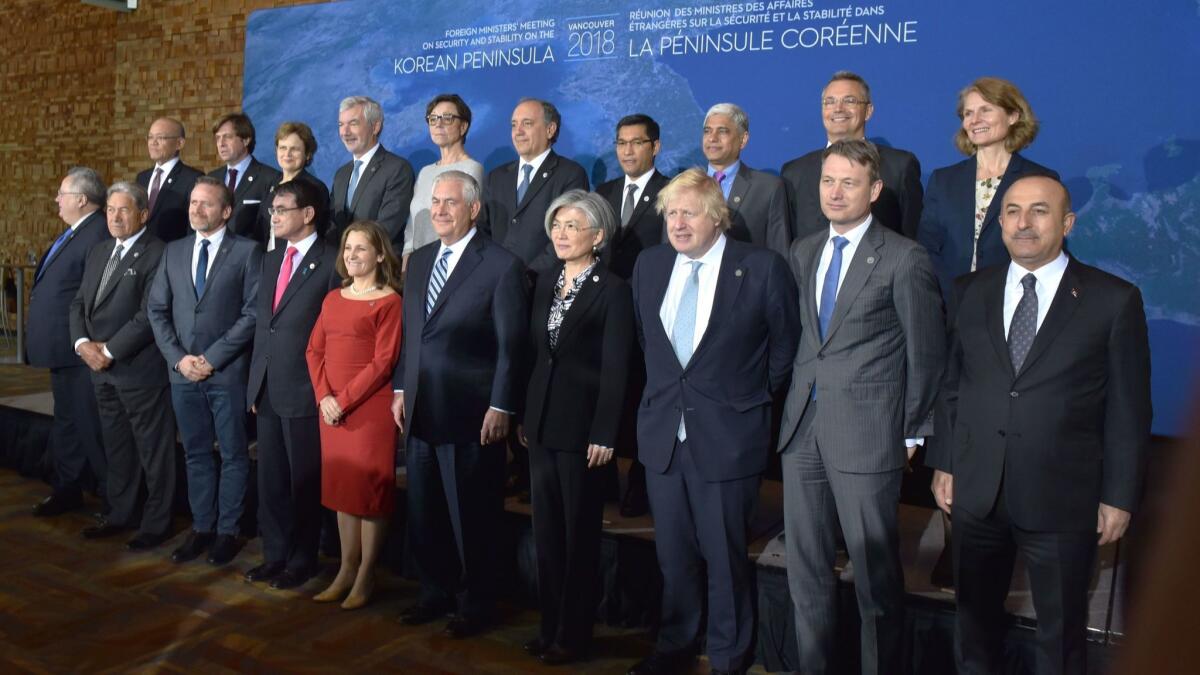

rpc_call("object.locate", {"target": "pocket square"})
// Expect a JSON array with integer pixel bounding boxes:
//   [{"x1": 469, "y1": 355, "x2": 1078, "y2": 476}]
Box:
[
  {"x1": 123, "y1": 268, "x2": 137, "y2": 277},
  {"x1": 243, "y1": 199, "x2": 261, "y2": 205}
]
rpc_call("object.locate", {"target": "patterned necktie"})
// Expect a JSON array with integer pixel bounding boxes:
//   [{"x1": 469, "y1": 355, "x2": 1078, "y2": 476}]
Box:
[
  {"x1": 818, "y1": 236, "x2": 850, "y2": 340},
  {"x1": 148, "y1": 167, "x2": 163, "y2": 214},
  {"x1": 516, "y1": 164, "x2": 533, "y2": 204},
  {"x1": 621, "y1": 184, "x2": 638, "y2": 227},
  {"x1": 94, "y1": 243, "x2": 124, "y2": 306},
  {"x1": 425, "y1": 247, "x2": 452, "y2": 316},
  {"x1": 1008, "y1": 273, "x2": 1038, "y2": 372},
  {"x1": 272, "y1": 246, "x2": 298, "y2": 313},
  {"x1": 346, "y1": 159, "x2": 364, "y2": 207},
  {"x1": 226, "y1": 168, "x2": 238, "y2": 194},
  {"x1": 36, "y1": 226, "x2": 74, "y2": 281},
  {"x1": 194, "y1": 239, "x2": 210, "y2": 299}
]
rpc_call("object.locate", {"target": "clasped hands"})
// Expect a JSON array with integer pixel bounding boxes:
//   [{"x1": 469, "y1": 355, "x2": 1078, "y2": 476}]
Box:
[
  {"x1": 177, "y1": 354, "x2": 214, "y2": 382},
  {"x1": 320, "y1": 395, "x2": 344, "y2": 426},
  {"x1": 76, "y1": 341, "x2": 112, "y2": 372}
]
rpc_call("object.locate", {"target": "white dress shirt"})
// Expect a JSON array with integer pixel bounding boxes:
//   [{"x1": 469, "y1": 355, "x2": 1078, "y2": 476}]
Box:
[
  {"x1": 153, "y1": 156, "x2": 180, "y2": 180},
  {"x1": 191, "y1": 226, "x2": 227, "y2": 285},
  {"x1": 659, "y1": 233, "x2": 727, "y2": 357},
  {"x1": 621, "y1": 168, "x2": 656, "y2": 209},
  {"x1": 278, "y1": 231, "x2": 319, "y2": 283},
  {"x1": 352, "y1": 142, "x2": 381, "y2": 167},
  {"x1": 518, "y1": 147, "x2": 552, "y2": 186},
  {"x1": 225, "y1": 154, "x2": 252, "y2": 192},
  {"x1": 813, "y1": 214, "x2": 874, "y2": 310},
  {"x1": 73, "y1": 226, "x2": 149, "y2": 358},
  {"x1": 1003, "y1": 251, "x2": 1069, "y2": 336}
]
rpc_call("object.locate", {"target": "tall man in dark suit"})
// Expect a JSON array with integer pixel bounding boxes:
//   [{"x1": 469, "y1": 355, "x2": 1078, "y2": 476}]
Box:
[
  {"x1": 481, "y1": 98, "x2": 589, "y2": 277},
  {"x1": 781, "y1": 71, "x2": 924, "y2": 239},
  {"x1": 778, "y1": 140, "x2": 945, "y2": 675},
  {"x1": 390, "y1": 171, "x2": 528, "y2": 638},
  {"x1": 701, "y1": 102, "x2": 792, "y2": 257},
  {"x1": 138, "y1": 117, "x2": 203, "y2": 242},
  {"x1": 148, "y1": 176, "x2": 262, "y2": 567},
  {"x1": 243, "y1": 179, "x2": 339, "y2": 589},
  {"x1": 928, "y1": 176, "x2": 1151, "y2": 675},
  {"x1": 329, "y1": 95, "x2": 415, "y2": 252},
  {"x1": 69, "y1": 182, "x2": 175, "y2": 550},
  {"x1": 27, "y1": 166, "x2": 110, "y2": 517},
  {"x1": 206, "y1": 112, "x2": 280, "y2": 243},
  {"x1": 628, "y1": 169, "x2": 799, "y2": 675},
  {"x1": 595, "y1": 113, "x2": 671, "y2": 518}
]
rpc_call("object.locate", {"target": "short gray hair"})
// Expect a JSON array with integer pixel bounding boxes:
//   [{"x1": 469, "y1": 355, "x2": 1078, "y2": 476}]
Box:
[
  {"x1": 543, "y1": 190, "x2": 616, "y2": 251},
  {"x1": 432, "y1": 170, "x2": 480, "y2": 207},
  {"x1": 704, "y1": 102, "x2": 749, "y2": 134},
  {"x1": 66, "y1": 166, "x2": 106, "y2": 206},
  {"x1": 107, "y1": 181, "x2": 149, "y2": 211},
  {"x1": 339, "y1": 95, "x2": 384, "y2": 129}
]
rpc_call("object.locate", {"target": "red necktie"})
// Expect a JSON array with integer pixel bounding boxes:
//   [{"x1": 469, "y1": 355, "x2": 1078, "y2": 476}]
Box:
[
  {"x1": 226, "y1": 168, "x2": 238, "y2": 194},
  {"x1": 148, "y1": 167, "x2": 163, "y2": 213},
  {"x1": 273, "y1": 246, "x2": 298, "y2": 313}
]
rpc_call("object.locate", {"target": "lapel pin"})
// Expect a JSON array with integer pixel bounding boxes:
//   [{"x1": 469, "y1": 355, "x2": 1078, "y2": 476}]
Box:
[
  {"x1": 1071, "y1": 288, "x2": 1078, "y2": 298},
  {"x1": 247, "y1": 175, "x2": 254, "y2": 182},
  {"x1": 642, "y1": 195, "x2": 649, "y2": 202},
  {"x1": 866, "y1": 256, "x2": 875, "y2": 264},
  {"x1": 592, "y1": 275, "x2": 600, "y2": 282},
  {"x1": 733, "y1": 196, "x2": 742, "y2": 203},
  {"x1": 309, "y1": 262, "x2": 316, "y2": 269},
  {"x1": 542, "y1": 172, "x2": 549, "y2": 179},
  {"x1": 133, "y1": 251, "x2": 140, "y2": 258},
  {"x1": 167, "y1": 178, "x2": 173, "y2": 184},
  {"x1": 735, "y1": 268, "x2": 743, "y2": 277}
]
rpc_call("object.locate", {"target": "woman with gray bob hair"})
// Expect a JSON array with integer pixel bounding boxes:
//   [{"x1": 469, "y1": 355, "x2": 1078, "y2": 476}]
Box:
[{"x1": 542, "y1": 189, "x2": 616, "y2": 253}]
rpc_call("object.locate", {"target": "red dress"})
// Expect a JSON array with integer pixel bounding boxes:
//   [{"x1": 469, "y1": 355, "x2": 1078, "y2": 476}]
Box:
[{"x1": 305, "y1": 290, "x2": 402, "y2": 517}]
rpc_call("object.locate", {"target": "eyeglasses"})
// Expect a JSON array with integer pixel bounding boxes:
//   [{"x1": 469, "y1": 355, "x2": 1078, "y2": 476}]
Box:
[
  {"x1": 146, "y1": 134, "x2": 181, "y2": 143},
  {"x1": 549, "y1": 221, "x2": 595, "y2": 234},
  {"x1": 821, "y1": 96, "x2": 869, "y2": 108},
  {"x1": 56, "y1": 191, "x2": 83, "y2": 199},
  {"x1": 267, "y1": 206, "x2": 304, "y2": 216},
  {"x1": 615, "y1": 138, "x2": 653, "y2": 150},
  {"x1": 427, "y1": 113, "x2": 461, "y2": 126}
]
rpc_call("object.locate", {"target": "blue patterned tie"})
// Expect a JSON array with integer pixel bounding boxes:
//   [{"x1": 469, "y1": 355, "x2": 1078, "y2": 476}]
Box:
[
  {"x1": 1008, "y1": 273, "x2": 1038, "y2": 372},
  {"x1": 36, "y1": 226, "x2": 73, "y2": 281},
  {"x1": 818, "y1": 236, "x2": 849, "y2": 341},
  {"x1": 346, "y1": 159, "x2": 364, "y2": 207},
  {"x1": 516, "y1": 164, "x2": 533, "y2": 204},
  {"x1": 672, "y1": 261, "x2": 702, "y2": 366},
  {"x1": 194, "y1": 239, "x2": 210, "y2": 299},
  {"x1": 425, "y1": 247, "x2": 451, "y2": 316}
]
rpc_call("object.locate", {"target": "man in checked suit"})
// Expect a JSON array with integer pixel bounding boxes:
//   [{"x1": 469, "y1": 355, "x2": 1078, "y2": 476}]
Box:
[
  {"x1": 390, "y1": 171, "x2": 528, "y2": 639},
  {"x1": 628, "y1": 169, "x2": 799, "y2": 675},
  {"x1": 206, "y1": 112, "x2": 281, "y2": 243},
  {"x1": 928, "y1": 176, "x2": 1151, "y2": 675},
  {"x1": 778, "y1": 140, "x2": 944, "y2": 675},
  {"x1": 148, "y1": 176, "x2": 262, "y2": 567},
  {"x1": 138, "y1": 117, "x2": 203, "y2": 242},
  {"x1": 27, "y1": 166, "x2": 111, "y2": 517},
  {"x1": 69, "y1": 182, "x2": 175, "y2": 550},
  {"x1": 329, "y1": 95, "x2": 415, "y2": 253},
  {"x1": 243, "y1": 179, "x2": 340, "y2": 589}
]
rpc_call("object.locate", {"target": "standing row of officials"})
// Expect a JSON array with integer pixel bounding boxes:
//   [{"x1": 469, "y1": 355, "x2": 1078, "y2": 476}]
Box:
[{"x1": 24, "y1": 71, "x2": 1150, "y2": 675}]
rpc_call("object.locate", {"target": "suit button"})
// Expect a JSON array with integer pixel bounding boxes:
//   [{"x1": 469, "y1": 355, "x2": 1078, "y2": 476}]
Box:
[
  {"x1": 512, "y1": 218, "x2": 518, "y2": 224},
  {"x1": 680, "y1": 377, "x2": 687, "y2": 383},
  {"x1": 547, "y1": 357, "x2": 554, "y2": 365},
  {"x1": 1010, "y1": 391, "x2": 1019, "y2": 398},
  {"x1": 997, "y1": 430, "x2": 1006, "y2": 437},
  {"x1": 817, "y1": 353, "x2": 825, "y2": 360},
  {"x1": 270, "y1": 328, "x2": 276, "y2": 334}
]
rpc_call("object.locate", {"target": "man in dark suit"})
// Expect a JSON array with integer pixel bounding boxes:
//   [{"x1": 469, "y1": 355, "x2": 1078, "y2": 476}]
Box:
[
  {"x1": 69, "y1": 182, "x2": 175, "y2": 550},
  {"x1": 928, "y1": 175, "x2": 1151, "y2": 675},
  {"x1": 700, "y1": 102, "x2": 792, "y2": 257},
  {"x1": 329, "y1": 95, "x2": 415, "y2": 252},
  {"x1": 481, "y1": 98, "x2": 589, "y2": 277},
  {"x1": 628, "y1": 169, "x2": 799, "y2": 675},
  {"x1": 138, "y1": 117, "x2": 203, "y2": 242},
  {"x1": 27, "y1": 166, "x2": 111, "y2": 517},
  {"x1": 206, "y1": 112, "x2": 281, "y2": 243},
  {"x1": 390, "y1": 171, "x2": 528, "y2": 638},
  {"x1": 595, "y1": 113, "x2": 670, "y2": 518},
  {"x1": 243, "y1": 179, "x2": 339, "y2": 589},
  {"x1": 778, "y1": 140, "x2": 945, "y2": 675},
  {"x1": 148, "y1": 176, "x2": 262, "y2": 567},
  {"x1": 781, "y1": 71, "x2": 924, "y2": 239}
]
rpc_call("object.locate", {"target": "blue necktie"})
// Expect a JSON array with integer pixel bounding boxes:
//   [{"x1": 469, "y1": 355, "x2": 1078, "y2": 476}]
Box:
[
  {"x1": 426, "y1": 247, "x2": 451, "y2": 316},
  {"x1": 194, "y1": 239, "x2": 210, "y2": 299},
  {"x1": 516, "y1": 164, "x2": 533, "y2": 204},
  {"x1": 36, "y1": 226, "x2": 73, "y2": 281},
  {"x1": 672, "y1": 260, "x2": 702, "y2": 440},
  {"x1": 818, "y1": 236, "x2": 849, "y2": 341},
  {"x1": 346, "y1": 159, "x2": 364, "y2": 207}
]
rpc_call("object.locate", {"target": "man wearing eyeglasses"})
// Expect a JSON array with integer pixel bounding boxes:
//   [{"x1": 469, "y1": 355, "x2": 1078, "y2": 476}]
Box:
[
  {"x1": 781, "y1": 71, "x2": 923, "y2": 240},
  {"x1": 329, "y1": 95, "x2": 415, "y2": 253},
  {"x1": 137, "y1": 117, "x2": 203, "y2": 243}
]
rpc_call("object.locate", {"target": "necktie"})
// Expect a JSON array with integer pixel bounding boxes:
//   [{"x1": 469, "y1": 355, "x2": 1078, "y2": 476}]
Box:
[
  {"x1": 426, "y1": 247, "x2": 452, "y2": 316},
  {"x1": 818, "y1": 236, "x2": 850, "y2": 341},
  {"x1": 672, "y1": 260, "x2": 702, "y2": 440},
  {"x1": 621, "y1": 184, "x2": 638, "y2": 227},
  {"x1": 713, "y1": 170, "x2": 726, "y2": 188},
  {"x1": 148, "y1": 167, "x2": 163, "y2": 214},
  {"x1": 194, "y1": 239, "x2": 210, "y2": 299},
  {"x1": 272, "y1": 246, "x2": 298, "y2": 313},
  {"x1": 1008, "y1": 273, "x2": 1038, "y2": 372},
  {"x1": 346, "y1": 159, "x2": 364, "y2": 207},
  {"x1": 516, "y1": 164, "x2": 533, "y2": 204},
  {"x1": 226, "y1": 168, "x2": 238, "y2": 194},
  {"x1": 36, "y1": 226, "x2": 74, "y2": 281},
  {"x1": 94, "y1": 243, "x2": 124, "y2": 305}
]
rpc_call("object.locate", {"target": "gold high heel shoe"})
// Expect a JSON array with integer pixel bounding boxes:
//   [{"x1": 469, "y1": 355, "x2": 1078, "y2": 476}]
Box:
[{"x1": 313, "y1": 572, "x2": 356, "y2": 602}]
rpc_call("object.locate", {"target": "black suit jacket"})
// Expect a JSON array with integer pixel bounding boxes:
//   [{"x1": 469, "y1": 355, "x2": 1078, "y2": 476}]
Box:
[
  {"x1": 725, "y1": 163, "x2": 793, "y2": 257},
  {"x1": 246, "y1": 236, "x2": 340, "y2": 417},
  {"x1": 26, "y1": 210, "x2": 111, "y2": 369},
  {"x1": 207, "y1": 157, "x2": 281, "y2": 242},
  {"x1": 523, "y1": 262, "x2": 634, "y2": 452},
  {"x1": 782, "y1": 143, "x2": 923, "y2": 239},
  {"x1": 68, "y1": 232, "x2": 167, "y2": 387},
  {"x1": 481, "y1": 150, "x2": 589, "y2": 277},
  {"x1": 330, "y1": 146, "x2": 415, "y2": 253},
  {"x1": 255, "y1": 170, "x2": 333, "y2": 243},
  {"x1": 927, "y1": 258, "x2": 1152, "y2": 532},
  {"x1": 595, "y1": 170, "x2": 669, "y2": 280},
  {"x1": 137, "y1": 160, "x2": 203, "y2": 242},
  {"x1": 392, "y1": 232, "x2": 529, "y2": 445}
]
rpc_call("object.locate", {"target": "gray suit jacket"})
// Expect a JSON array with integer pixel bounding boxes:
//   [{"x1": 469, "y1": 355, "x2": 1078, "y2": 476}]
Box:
[
  {"x1": 725, "y1": 163, "x2": 792, "y2": 258},
  {"x1": 777, "y1": 222, "x2": 945, "y2": 473},
  {"x1": 147, "y1": 229, "x2": 262, "y2": 386},
  {"x1": 330, "y1": 146, "x2": 415, "y2": 253}
]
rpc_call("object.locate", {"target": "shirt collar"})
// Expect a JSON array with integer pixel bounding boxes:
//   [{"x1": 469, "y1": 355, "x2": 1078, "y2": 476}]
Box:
[
  {"x1": 281, "y1": 230, "x2": 319, "y2": 260},
  {"x1": 353, "y1": 143, "x2": 381, "y2": 166},
  {"x1": 154, "y1": 156, "x2": 180, "y2": 175},
  {"x1": 623, "y1": 168, "x2": 656, "y2": 193},
  {"x1": 227, "y1": 154, "x2": 252, "y2": 178},
  {"x1": 438, "y1": 226, "x2": 477, "y2": 256},
  {"x1": 69, "y1": 210, "x2": 96, "y2": 231},
  {"x1": 708, "y1": 161, "x2": 740, "y2": 181},
  {"x1": 196, "y1": 225, "x2": 227, "y2": 246},
  {"x1": 520, "y1": 147, "x2": 552, "y2": 177},
  {"x1": 1007, "y1": 250, "x2": 1069, "y2": 287},
  {"x1": 674, "y1": 232, "x2": 727, "y2": 269},
  {"x1": 115, "y1": 226, "x2": 148, "y2": 249},
  {"x1": 827, "y1": 213, "x2": 874, "y2": 247}
]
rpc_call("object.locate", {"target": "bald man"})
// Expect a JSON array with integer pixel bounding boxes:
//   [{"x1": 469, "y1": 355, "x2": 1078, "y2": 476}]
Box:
[{"x1": 138, "y1": 117, "x2": 203, "y2": 242}]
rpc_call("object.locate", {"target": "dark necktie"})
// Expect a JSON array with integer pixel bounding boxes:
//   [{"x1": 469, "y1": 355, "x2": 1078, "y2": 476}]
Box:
[
  {"x1": 426, "y1": 247, "x2": 452, "y2": 316},
  {"x1": 226, "y1": 168, "x2": 238, "y2": 194},
  {"x1": 621, "y1": 184, "x2": 638, "y2": 227},
  {"x1": 36, "y1": 226, "x2": 73, "y2": 281},
  {"x1": 818, "y1": 236, "x2": 850, "y2": 340},
  {"x1": 148, "y1": 167, "x2": 163, "y2": 214},
  {"x1": 516, "y1": 164, "x2": 533, "y2": 204},
  {"x1": 1008, "y1": 273, "x2": 1038, "y2": 372},
  {"x1": 194, "y1": 239, "x2": 211, "y2": 299},
  {"x1": 95, "y1": 243, "x2": 124, "y2": 306}
]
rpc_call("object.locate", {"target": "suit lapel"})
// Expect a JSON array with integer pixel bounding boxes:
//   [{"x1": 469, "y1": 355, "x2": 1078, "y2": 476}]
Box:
[
  {"x1": 689, "y1": 241, "x2": 745, "y2": 366},
  {"x1": 427, "y1": 235, "x2": 482, "y2": 321},
  {"x1": 983, "y1": 269, "x2": 1014, "y2": 378},
  {"x1": 556, "y1": 265, "x2": 605, "y2": 348},
  {"x1": 93, "y1": 236, "x2": 146, "y2": 310},
  {"x1": 630, "y1": 170, "x2": 666, "y2": 226},
  {"x1": 37, "y1": 211, "x2": 100, "y2": 282},
  {"x1": 801, "y1": 236, "x2": 824, "y2": 350},
  {"x1": 234, "y1": 159, "x2": 257, "y2": 201},
  {"x1": 350, "y1": 148, "x2": 387, "y2": 211},
  {"x1": 516, "y1": 152, "x2": 559, "y2": 213},
  {"x1": 822, "y1": 225, "x2": 883, "y2": 345},
  {"x1": 726, "y1": 165, "x2": 750, "y2": 216},
  {"x1": 980, "y1": 154, "x2": 1028, "y2": 238},
  {"x1": 196, "y1": 234, "x2": 235, "y2": 305},
  {"x1": 1015, "y1": 259, "x2": 1082, "y2": 379},
  {"x1": 271, "y1": 239, "x2": 326, "y2": 319},
  {"x1": 646, "y1": 248, "x2": 678, "y2": 365}
]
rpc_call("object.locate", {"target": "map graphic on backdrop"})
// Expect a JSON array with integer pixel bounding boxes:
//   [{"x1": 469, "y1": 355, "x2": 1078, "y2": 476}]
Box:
[{"x1": 245, "y1": 0, "x2": 1199, "y2": 435}]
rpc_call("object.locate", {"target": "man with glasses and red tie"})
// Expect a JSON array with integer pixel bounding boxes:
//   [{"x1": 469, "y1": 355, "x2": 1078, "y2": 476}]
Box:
[{"x1": 137, "y1": 117, "x2": 202, "y2": 242}]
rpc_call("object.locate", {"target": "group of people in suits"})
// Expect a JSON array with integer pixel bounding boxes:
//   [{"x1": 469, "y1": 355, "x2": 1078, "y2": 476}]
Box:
[{"x1": 22, "y1": 70, "x2": 1151, "y2": 675}]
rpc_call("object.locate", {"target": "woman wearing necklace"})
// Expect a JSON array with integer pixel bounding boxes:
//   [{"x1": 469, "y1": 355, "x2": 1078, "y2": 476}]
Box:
[
  {"x1": 518, "y1": 190, "x2": 633, "y2": 665},
  {"x1": 257, "y1": 121, "x2": 331, "y2": 249},
  {"x1": 305, "y1": 220, "x2": 402, "y2": 609}
]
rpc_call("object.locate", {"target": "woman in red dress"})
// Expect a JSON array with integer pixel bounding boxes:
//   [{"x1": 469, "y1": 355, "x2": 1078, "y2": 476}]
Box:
[{"x1": 305, "y1": 220, "x2": 402, "y2": 609}]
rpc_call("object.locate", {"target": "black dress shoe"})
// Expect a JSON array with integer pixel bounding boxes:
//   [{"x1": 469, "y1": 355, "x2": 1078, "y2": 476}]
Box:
[
  {"x1": 126, "y1": 531, "x2": 170, "y2": 551},
  {"x1": 82, "y1": 520, "x2": 128, "y2": 539},
  {"x1": 32, "y1": 492, "x2": 82, "y2": 517},
  {"x1": 171, "y1": 530, "x2": 215, "y2": 563},
  {"x1": 627, "y1": 650, "x2": 694, "y2": 675},
  {"x1": 523, "y1": 637, "x2": 550, "y2": 656},
  {"x1": 244, "y1": 561, "x2": 286, "y2": 583},
  {"x1": 619, "y1": 484, "x2": 649, "y2": 518},
  {"x1": 540, "y1": 645, "x2": 582, "y2": 665},
  {"x1": 399, "y1": 603, "x2": 449, "y2": 626},
  {"x1": 207, "y1": 535, "x2": 243, "y2": 565},
  {"x1": 442, "y1": 615, "x2": 489, "y2": 639},
  {"x1": 270, "y1": 567, "x2": 316, "y2": 590}
]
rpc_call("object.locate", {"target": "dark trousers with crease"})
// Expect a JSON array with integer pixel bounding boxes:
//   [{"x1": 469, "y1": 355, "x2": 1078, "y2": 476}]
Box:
[
  {"x1": 255, "y1": 386, "x2": 322, "y2": 572},
  {"x1": 49, "y1": 365, "x2": 106, "y2": 496},
  {"x1": 93, "y1": 381, "x2": 176, "y2": 536}
]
